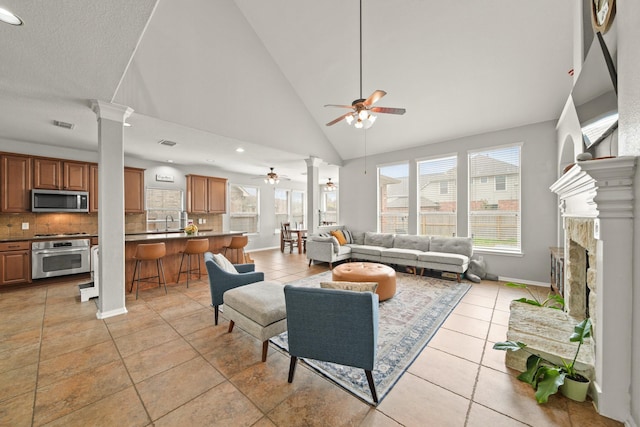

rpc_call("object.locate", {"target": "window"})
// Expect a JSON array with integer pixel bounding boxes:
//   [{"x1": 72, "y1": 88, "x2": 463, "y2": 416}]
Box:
[
  {"x1": 146, "y1": 188, "x2": 183, "y2": 231},
  {"x1": 274, "y1": 188, "x2": 290, "y2": 228},
  {"x1": 468, "y1": 144, "x2": 521, "y2": 253},
  {"x1": 418, "y1": 155, "x2": 457, "y2": 237},
  {"x1": 378, "y1": 163, "x2": 409, "y2": 234},
  {"x1": 321, "y1": 190, "x2": 338, "y2": 225},
  {"x1": 229, "y1": 184, "x2": 259, "y2": 233},
  {"x1": 291, "y1": 190, "x2": 305, "y2": 227}
]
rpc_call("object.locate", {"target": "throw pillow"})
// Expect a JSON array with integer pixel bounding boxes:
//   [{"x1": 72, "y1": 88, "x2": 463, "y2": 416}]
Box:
[
  {"x1": 212, "y1": 253, "x2": 238, "y2": 274},
  {"x1": 331, "y1": 230, "x2": 347, "y2": 245},
  {"x1": 342, "y1": 229, "x2": 353, "y2": 244},
  {"x1": 320, "y1": 281, "x2": 378, "y2": 293}
]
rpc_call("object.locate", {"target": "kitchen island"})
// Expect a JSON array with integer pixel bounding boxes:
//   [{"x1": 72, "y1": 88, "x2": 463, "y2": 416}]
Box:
[{"x1": 125, "y1": 231, "x2": 245, "y2": 290}]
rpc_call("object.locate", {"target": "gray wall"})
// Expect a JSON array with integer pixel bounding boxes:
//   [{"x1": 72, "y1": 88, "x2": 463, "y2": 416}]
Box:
[{"x1": 339, "y1": 120, "x2": 558, "y2": 284}]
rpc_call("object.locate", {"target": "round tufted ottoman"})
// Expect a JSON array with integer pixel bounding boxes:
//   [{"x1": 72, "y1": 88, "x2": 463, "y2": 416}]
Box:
[{"x1": 332, "y1": 262, "x2": 396, "y2": 301}]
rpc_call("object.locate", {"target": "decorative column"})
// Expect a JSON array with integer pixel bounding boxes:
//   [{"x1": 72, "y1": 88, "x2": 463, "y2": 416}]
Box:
[
  {"x1": 550, "y1": 156, "x2": 635, "y2": 420},
  {"x1": 91, "y1": 100, "x2": 133, "y2": 320},
  {"x1": 306, "y1": 156, "x2": 322, "y2": 233}
]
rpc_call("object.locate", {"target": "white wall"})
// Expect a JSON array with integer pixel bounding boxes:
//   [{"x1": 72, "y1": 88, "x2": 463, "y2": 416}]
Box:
[{"x1": 339, "y1": 120, "x2": 558, "y2": 284}]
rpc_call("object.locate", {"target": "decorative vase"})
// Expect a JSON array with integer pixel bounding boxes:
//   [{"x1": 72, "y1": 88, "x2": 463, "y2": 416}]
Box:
[{"x1": 560, "y1": 375, "x2": 590, "y2": 402}]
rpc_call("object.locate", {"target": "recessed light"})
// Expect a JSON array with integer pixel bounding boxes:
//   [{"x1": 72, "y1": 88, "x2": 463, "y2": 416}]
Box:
[
  {"x1": 206, "y1": 159, "x2": 215, "y2": 163},
  {"x1": 235, "y1": 147, "x2": 245, "y2": 153},
  {"x1": 167, "y1": 160, "x2": 174, "y2": 163},
  {"x1": 0, "y1": 7, "x2": 23, "y2": 26},
  {"x1": 123, "y1": 122, "x2": 131, "y2": 127}
]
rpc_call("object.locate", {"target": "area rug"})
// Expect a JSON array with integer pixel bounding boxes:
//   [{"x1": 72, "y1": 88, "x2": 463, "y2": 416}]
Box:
[{"x1": 270, "y1": 270, "x2": 471, "y2": 404}]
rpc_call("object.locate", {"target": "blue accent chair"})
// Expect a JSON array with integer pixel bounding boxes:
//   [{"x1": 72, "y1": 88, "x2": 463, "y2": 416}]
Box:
[
  {"x1": 204, "y1": 252, "x2": 264, "y2": 325},
  {"x1": 283, "y1": 285, "x2": 379, "y2": 403}
]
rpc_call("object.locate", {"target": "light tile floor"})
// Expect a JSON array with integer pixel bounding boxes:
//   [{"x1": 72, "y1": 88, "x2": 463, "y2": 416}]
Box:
[{"x1": 0, "y1": 249, "x2": 623, "y2": 426}]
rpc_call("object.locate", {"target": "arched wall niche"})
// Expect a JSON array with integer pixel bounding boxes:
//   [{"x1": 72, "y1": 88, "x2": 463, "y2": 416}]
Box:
[{"x1": 560, "y1": 134, "x2": 576, "y2": 175}]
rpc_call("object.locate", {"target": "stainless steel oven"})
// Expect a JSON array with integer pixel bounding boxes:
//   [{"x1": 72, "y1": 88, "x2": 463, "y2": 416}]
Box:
[{"x1": 32, "y1": 239, "x2": 91, "y2": 279}]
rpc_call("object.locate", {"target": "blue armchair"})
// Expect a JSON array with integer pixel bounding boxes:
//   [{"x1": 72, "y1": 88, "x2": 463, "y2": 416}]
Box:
[
  {"x1": 283, "y1": 285, "x2": 379, "y2": 403},
  {"x1": 204, "y1": 252, "x2": 264, "y2": 325}
]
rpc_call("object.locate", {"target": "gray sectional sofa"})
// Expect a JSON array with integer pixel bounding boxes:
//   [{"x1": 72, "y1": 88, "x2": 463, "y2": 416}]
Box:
[{"x1": 306, "y1": 226, "x2": 473, "y2": 282}]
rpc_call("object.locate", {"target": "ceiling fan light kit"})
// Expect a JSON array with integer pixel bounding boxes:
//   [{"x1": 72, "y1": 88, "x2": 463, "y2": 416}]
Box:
[
  {"x1": 264, "y1": 167, "x2": 280, "y2": 185},
  {"x1": 324, "y1": 0, "x2": 405, "y2": 128}
]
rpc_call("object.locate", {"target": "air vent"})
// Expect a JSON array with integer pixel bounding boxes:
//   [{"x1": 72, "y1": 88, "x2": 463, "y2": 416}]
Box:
[
  {"x1": 53, "y1": 120, "x2": 75, "y2": 130},
  {"x1": 158, "y1": 139, "x2": 178, "y2": 147}
]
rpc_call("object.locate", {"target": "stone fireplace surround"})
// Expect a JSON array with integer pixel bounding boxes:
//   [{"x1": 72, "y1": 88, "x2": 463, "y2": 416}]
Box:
[{"x1": 548, "y1": 156, "x2": 635, "y2": 419}]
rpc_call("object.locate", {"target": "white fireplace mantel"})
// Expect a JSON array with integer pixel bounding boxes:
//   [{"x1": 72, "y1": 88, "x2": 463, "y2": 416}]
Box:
[{"x1": 550, "y1": 156, "x2": 636, "y2": 420}]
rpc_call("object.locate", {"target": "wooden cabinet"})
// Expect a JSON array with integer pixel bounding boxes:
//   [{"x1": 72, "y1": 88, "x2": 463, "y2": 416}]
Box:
[
  {"x1": 124, "y1": 167, "x2": 145, "y2": 213},
  {"x1": 0, "y1": 241, "x2": 31, "y2": 286},
  {"x1": 33, "y1": 158, "x2": 89, "y2": 191},
  {"x1": 89, "y1": 164, "x2": 98, "y2": 212},
  {"x1": 1, "y1": 154, "x2": 32, "y2": 213},
  {"x1": 186, "y1": 174, "x2": 227, "y2": 214}
]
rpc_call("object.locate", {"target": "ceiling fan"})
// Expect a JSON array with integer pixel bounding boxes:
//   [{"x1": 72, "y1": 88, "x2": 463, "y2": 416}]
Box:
[
  {"x1": 257, "y1": 167, "x2": 289, "y2": 184},
  {"x1": 325, "y1": 0, "x2": 406, "y2": 129}
]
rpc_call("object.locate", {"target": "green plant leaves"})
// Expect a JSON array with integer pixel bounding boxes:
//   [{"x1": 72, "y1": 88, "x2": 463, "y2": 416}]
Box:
[
  {"x1": 513, "y1": 297, "x2": 542, "y2": 307},
  {"x1": 534, "y1": 367, "x2": 566, "y2": 404},
  {"x1": 570, "y1": 318, "x2": 592, "y2": 343},
  {"x1": 492, "y1": 341, "x2": 527, "y2": 352}
]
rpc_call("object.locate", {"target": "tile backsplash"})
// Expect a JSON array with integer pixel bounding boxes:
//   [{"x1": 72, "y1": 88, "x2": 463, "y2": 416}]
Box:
[{"x1": 0, "y1": 212, "x2": 223, "y2": 239}]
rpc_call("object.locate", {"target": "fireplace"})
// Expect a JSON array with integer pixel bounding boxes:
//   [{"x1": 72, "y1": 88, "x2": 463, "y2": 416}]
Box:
[{"x1": 549, "y1": 156, "x2": 635, "y2": 418}]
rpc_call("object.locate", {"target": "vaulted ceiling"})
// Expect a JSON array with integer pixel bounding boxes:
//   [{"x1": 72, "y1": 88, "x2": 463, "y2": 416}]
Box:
[{"x1": 0, "y1": 0, "x2": 574, "y2": 182}]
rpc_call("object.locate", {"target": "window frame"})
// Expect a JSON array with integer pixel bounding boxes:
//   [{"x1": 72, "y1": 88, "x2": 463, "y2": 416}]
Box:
[
  {"x1": 467, "y1": 143, "x2": 522, "y2": 254},
  {"x1": 229, "y1": 183, "x2": 260, "y2": 235},
  {"x1": 145, "y1": 187, "x2": 184, "y2": 232}
]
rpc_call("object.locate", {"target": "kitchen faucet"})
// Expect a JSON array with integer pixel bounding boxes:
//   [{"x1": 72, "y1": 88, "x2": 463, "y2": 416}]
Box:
[{"x1": 165, "y1": 215, "x2": 174, "y2": 231}]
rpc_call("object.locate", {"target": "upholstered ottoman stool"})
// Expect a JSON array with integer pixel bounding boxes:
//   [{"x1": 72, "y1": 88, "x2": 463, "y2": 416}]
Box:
[
  {"x1": 224, "y1": 281, "x2": 287, "y2": 362},
  {"x1": 332, "y1": 262, "x2": 397, "y2": 301}
]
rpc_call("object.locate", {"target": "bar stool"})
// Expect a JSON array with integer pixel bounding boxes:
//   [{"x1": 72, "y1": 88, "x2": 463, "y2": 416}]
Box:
[
  {"x1": 177, "y1": 238, "x2": 209, "y2": 287},
  {"x1": 222, "y1": 235, "x2": 249, "y2": 264},
  {"x1": 130, "y1": 242, "x2": 167, "y2": 299}
]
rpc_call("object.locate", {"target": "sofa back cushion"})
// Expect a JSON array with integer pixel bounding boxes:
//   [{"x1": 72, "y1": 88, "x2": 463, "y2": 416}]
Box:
[
  {"x1": 364, "y1": 232, "x2": 394, "y2": 248},
  {"x1": 429, "y1": 237, "x2": 473, "y2": 258},
  {"x1": 351, "y1": 231, "x2": 365, "y2": 245},
  {"x1": 393, "y1": 235, "x2": 430, "y2": 252}
]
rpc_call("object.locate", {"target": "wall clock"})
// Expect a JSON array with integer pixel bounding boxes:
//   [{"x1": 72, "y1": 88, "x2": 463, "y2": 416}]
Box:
[{"x1": 591, "y1": 0, "x2": 616, "y2": 33}]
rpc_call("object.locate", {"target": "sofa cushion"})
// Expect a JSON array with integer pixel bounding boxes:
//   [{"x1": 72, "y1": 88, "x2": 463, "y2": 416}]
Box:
[
  {"x1": 342, "y1": 229, "x2": 354, "y2": 244},
  {"x1": 331, "y1": 230, "x2": 347, "y2": 245},
  {"x1": 393, "y1": 235, "x2": 430, "y2": 252},
  {"x1": 381, "y1": 248, "x2": 421, "y2": 261},
  {"x1": 320, "y1": 281, "x2": 378, "y2": 293},
  {"x1": 336, "y1": 245, "x2": 352, "y2": 256},
  {"x1": 417, "y1": 251, "x2": 469, "y2": 266},
  {"x1": 212, "y1": 253, "x2": 238, "y2": 273},
  {"x1": 349, "y1": 244, "x2": 383, "y2": 257},
  {"x1": 351, "y1": 231, "x2": 365, "y2": 245},
  {"x1": 364, "y1": 232, "x2": 394, "y2": 248},
  {"x1": 429, "y1": 237, "x2": 473, "y2": 258}
]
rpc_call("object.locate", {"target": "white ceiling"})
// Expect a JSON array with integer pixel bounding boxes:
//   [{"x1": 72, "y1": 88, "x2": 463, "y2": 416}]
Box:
[{"x1": 0, "y1": 0, "x2": 574, "y2": 183}]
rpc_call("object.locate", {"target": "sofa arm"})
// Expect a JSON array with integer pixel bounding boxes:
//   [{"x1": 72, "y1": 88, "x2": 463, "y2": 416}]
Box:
[{"x1": 306, "y1": 240, "x2": 337, "y2": 262}]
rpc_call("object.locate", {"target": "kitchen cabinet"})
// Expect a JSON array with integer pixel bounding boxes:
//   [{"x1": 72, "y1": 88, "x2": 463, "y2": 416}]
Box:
[
  {"x1": 0, "y1": 241, "x2": 31, "y2": 285},
  {"x1": 124, "y1": 167, "x2": 145, "y2": 213},
  {"x1": 84, "y1": 165, "x2": 145, "y2": 213},
  {"x1": 186, "y1": 174, "x2": 227, "y2": 214},
  {"x1": 89, "y1": 163, "x2": 98, "y2": 212},
  {"x1": 1, "y1": 154, "x2": 32, "y2": 213},
  {"x1": 33, "y1": 158, "x2": 89, "y2": 191}
]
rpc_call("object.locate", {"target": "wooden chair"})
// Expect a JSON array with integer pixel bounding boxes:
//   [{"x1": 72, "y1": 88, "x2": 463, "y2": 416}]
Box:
[{"x1": 281, "y1": 222, "x2": 298, "y2": 253}]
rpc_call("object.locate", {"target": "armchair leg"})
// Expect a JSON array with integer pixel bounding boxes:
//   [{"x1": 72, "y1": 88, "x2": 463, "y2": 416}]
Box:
[
  {"x1": 228, "y1": 320, "x2": 235, "y2": 333},
  {"x1": 261, "y1": 341, "x2": 269, "y2": 362},
  {"x1": 214, "y1": 305, "x2": 219, "y2": 325},
  {"x1": 287, "y1": 356, "x2": 298, "y2": 383},
  {"x1": 365, "y1": 370, "x2": 378, "y2": 404},
  {"x1": 308, "y1": 259, "x2": 312, "y2": 267}
]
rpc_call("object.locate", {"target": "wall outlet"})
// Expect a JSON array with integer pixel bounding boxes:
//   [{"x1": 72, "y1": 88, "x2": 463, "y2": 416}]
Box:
[
  {"x1": 198, "y1": 218, "x2": 203, "y2": 224},
  {"x1": 203, "y1": 219, "x2": 206, "y2": 224},
  {"x1": 21, "y1": 222, "x2": 29, "y2": 230}
]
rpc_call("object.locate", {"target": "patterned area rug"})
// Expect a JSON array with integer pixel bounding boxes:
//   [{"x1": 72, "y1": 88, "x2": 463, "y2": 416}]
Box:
[{"x1": 270, "y1": 270, "x2": 471, "y2": 404}]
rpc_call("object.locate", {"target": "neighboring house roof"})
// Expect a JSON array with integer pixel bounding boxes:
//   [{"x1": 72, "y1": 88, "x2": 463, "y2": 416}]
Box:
[{"x1": 469, "y1": 154, "x2": 519, "y2": 178}]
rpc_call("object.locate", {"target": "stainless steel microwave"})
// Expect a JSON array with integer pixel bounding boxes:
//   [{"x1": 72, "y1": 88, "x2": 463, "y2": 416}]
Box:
[{"x1": 32, "y1": 189, "x2": 89, "y2": 213}]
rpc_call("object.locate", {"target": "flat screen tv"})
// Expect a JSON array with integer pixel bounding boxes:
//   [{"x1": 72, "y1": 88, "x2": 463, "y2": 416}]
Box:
[{"x1": 571, "y1": 32, "x2": 618, "y2": 149}]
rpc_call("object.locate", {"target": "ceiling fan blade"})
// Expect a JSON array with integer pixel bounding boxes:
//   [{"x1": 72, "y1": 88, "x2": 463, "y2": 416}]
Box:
[
  {"x1": 363, "y1": 90, "x2": 387, "y2": 107},
  {"x1": 324, "y1": 104, "x2": 355, "y2": 109},
  {"x1": 326, "y1": 112, "x2": 353, "y2": 126},
  {"x1": 370, "y1": 106, "x2": 406, "y2": 115}
]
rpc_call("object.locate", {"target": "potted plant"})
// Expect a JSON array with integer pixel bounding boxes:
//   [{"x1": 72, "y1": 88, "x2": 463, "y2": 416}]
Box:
[{"x1": 493, "y1": 318, "x2": 592, "y2": 403}]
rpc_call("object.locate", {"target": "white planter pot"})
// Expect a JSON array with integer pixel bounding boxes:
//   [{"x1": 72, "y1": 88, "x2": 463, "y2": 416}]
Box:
[{"x1": 560, "y1": 376, "x2": 590, "y2": 402}]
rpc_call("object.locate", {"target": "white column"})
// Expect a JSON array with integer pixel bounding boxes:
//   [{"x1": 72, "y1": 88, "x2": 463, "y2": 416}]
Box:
[
  {"x1": 91, "y1": 100, "x2": 133, "y2": 320},
  {"x1": 306, "y1": 156, "x2": 322, "y2": 233}
]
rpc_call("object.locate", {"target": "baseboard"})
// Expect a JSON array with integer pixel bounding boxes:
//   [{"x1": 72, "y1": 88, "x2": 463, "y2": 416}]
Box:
[
  {"x1": 245, "y1": 246, "x2": 280, "y2": 253},
  {"x1": 96, "y1": 307, "x2": 128, "y2": 319},
  {"x1": 498, "y1": 276, "x2": 548, "y2": 288}
]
